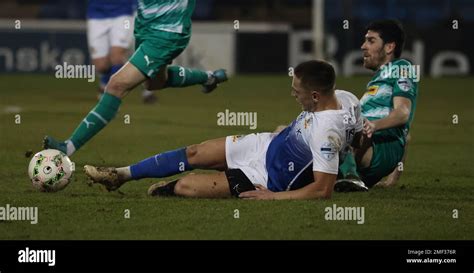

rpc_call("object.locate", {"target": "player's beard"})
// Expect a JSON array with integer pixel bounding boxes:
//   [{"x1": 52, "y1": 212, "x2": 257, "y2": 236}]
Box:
[
  {"x1": 364, "y1": 48, "x2": 387, "y2": 71},
  {"x1": 303, "y1": 100, "x2": 317, "y2": 112},
  {"x1": 374, "y1": 49, "x2": 389, "y2": 70}
]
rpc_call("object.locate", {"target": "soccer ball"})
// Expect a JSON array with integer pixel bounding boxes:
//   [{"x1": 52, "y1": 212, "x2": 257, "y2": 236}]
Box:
[{"x1": 28, "y1": 149, "x2": 75, "y2": 192}]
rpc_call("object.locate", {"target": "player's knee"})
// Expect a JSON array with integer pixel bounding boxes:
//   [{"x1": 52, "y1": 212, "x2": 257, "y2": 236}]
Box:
[
  {"x1": 185, "y1": 144, "x2": 199, "y2": 166},
  {"x1": 174, "y1": 176, "x2": 196, "y2": 197},
  {"x1": 106, "y1": 76, "x2": 130, "y2": 98}
]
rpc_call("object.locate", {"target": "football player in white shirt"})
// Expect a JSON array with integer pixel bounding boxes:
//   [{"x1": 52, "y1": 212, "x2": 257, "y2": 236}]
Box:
[{"x1": 84, "y1": 60, "x2": 362, "y2": 200}]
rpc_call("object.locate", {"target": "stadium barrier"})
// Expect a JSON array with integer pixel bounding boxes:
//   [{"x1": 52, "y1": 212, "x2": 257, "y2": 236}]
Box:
[{"x1": 0, "y1": 19, "x2": 471, "y2": 76}]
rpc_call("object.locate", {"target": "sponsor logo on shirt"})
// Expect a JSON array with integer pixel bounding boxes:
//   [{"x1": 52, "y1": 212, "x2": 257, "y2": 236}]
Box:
[{"x1": 366, "y1": 85, "x2": 379, "y2": 95}]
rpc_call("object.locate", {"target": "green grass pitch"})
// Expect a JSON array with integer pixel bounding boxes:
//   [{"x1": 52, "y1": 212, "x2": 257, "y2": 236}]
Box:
[{"x1": 0, "y1": 74, "x2": 473, "y2": 240}]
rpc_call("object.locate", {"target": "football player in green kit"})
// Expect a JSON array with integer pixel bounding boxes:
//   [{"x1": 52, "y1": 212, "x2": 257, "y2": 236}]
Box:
[
  {"x1": 335, "y1": 19, "x2": 418, "y2": 191},
  {"x1": 44, "y1": 0, "x2": 227, "y2": 156}
]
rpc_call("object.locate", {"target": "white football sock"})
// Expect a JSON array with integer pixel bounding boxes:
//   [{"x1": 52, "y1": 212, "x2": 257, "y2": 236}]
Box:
[
  {"x1": 65, "y1": 140, "x2": 76, "y2": 156},
  {"x1": 205, "y1": 71, "x2": 215, "y2": 85},
  {"x1": 117, "y1": 166, "x2": 132, "y2": 182},
  {"x1": 142, "y1": 89, "x2": 154, "y2": 97}
]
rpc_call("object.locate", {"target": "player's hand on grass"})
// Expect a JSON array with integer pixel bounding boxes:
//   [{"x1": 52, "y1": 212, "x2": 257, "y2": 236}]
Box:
[
  {"x1": 376, "y1": 172, "x2": 400, "y2": 188},
  {"x1": 375, "y1": 180, "x2": 393, "y2": 188},
  {"x1": 239, "y1": 184, "x2": 275, "y2": 200},
  {"x1": 363, "y1": 118, "x2": 376, "y2": 138}
]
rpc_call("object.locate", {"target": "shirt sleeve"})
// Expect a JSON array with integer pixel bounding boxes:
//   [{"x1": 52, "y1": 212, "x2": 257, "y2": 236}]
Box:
[
  {"x1": 393, "y1": 77, "x2": 417, "y2": 102},
  {"x1": 308, "y1": 123, "x2": 340, "y2": 175},
  {"x1": 353, "y1": 101, "x2": 363, "y2": 133}
]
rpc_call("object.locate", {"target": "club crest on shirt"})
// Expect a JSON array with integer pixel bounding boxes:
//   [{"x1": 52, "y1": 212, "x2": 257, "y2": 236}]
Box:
[
  {"x1": 320, "y1": 141, "x2": 337, "y2": 161},
  {"x1": 232, "y1": 135, "x2": 244, "y2": 143},
  {"x1": 304, "y1": 117, "x2": 312, "y2": 129}
]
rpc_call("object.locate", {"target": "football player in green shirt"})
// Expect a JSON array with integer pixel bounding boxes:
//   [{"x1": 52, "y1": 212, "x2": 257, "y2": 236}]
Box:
[
  {"x1": 44, "y1": 0, "x2": 227, "y2": 156},
  {"x1": 336, "y1": 19, "x2": 418, "y2": 191}
]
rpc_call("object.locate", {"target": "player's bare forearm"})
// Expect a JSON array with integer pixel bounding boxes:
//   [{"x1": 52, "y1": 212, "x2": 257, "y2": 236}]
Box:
[
  {"x1": 272, "y1": 182, "x2": 334, "y2": 200},
  {"x1": 372, "y1": 107, "x2": 409, "y2": 131},
  {"x1": 279, "y1": 172, "x2": 336, "y2": 199},
  {"x1": 365, "y1": 96, "x2": 411, "y2": 137}
]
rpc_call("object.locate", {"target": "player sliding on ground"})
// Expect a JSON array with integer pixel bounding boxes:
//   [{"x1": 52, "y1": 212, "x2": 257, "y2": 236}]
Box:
[
  {"x1": 44, "y1": 0, "x2": 227, "y2": 156},
  {"x1": 84, "y1": 60, "x2": 363, "y2": 200},
  {"x1": 335, "y1": 19, "x2": 418, "y2": 191}
]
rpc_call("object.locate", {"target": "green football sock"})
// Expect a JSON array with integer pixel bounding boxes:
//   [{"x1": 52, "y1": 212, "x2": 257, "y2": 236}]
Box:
[
  {"x1": 69, "y1": 92, "x2": 121, "y2": 151},
  {"x1": 338, "y1": 151, "x2": 361, "y2": 179},
  {"x1": 165, "y1": 66, "x2": 209, "y2": 87}
]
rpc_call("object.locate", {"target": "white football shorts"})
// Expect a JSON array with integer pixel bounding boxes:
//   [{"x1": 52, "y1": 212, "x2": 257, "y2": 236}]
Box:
[
  {"x1": 225, "y1": 133, "x2": 276, "y2": 187},
  {"x1": 87, "y1": 15, "x2": 134, "y2": 59}
]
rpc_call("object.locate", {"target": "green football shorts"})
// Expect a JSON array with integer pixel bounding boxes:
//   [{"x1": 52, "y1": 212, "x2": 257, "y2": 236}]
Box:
[
  {"x1": 358, "y1": 131, "x2": 405, "y2": 187},
  {"x1": 129, "y1": 31, "x2": 190, "y2": 78}
]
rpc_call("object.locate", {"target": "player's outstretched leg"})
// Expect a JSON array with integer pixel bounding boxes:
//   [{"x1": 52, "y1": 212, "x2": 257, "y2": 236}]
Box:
[
  {"x1": 84, "y1": 138, "x2": 226, "y2": 191},
  {"x1": 148, "y1": 172, "x2": 232, "y2": 198},
  {"x1": 147, "y1": 180, "x2": 179, "y2": 197},
  {"x1": 84, "y1": 165, "x2": 127, "y2": 191},
  {"x1": 201, "y1": 69, "x2": 228, "y2": 93},
  {"x1": 43, "y1": 136, "x2": 70, "y2": 156},
  {"x1": 149, "y1": 66, "x2": 228, "y2": 93},
  {"x1": 44, "y1": 62, "x2": 146, "y2": 156}
]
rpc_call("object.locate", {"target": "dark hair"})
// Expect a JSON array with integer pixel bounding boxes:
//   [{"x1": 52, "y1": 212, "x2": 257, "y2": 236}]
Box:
[
  {"x1": 294, "y1": 60, "x2": 335, "y2": 95},
  {"x1": 366, "y1": 19, "x2": 405, "y2": 58}
]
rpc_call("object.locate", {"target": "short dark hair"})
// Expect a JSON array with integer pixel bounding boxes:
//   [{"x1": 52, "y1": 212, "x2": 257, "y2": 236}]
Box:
[
  {"x1": 294, "y1": 60, "x2": 335, "y2": 95},
  {"x1": 366, "y1": 19, "x2": 405, "y2": 58}
]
